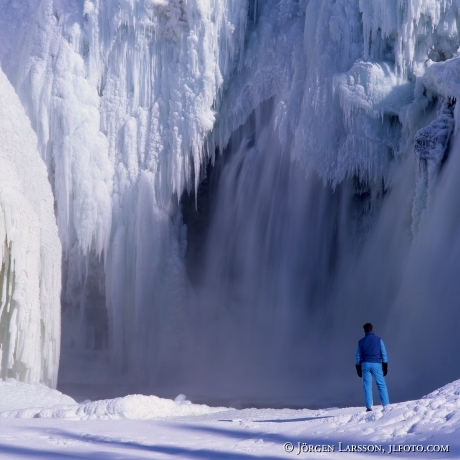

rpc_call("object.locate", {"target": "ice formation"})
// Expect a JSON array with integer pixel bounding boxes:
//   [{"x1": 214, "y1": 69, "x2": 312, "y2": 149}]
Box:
[
  {"x1": 2, "y1": 0, "x2": 460, "y2": 406},
  {"x1": 1, "y1": 0, "x2": 248, "y2": 378},
  {"x1": 412, "y1": 100, "x2": 455, "y2": 233},
  {"x1": 0, "y1": 68, "x2": 61, "y2": 387}
]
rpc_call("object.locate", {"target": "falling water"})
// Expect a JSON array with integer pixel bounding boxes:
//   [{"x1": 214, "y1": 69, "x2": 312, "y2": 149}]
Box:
[
  {"x1": 179, "y1": 102, "x2": 375, "y2": 407},
  {"x1": 178, "y1": 97, "x2": 460, "y2": 408}
]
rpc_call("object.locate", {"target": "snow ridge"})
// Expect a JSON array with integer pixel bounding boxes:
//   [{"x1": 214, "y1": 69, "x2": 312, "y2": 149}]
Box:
[{"x1": 1, "y1": 392, "x2": 227, "y2": 421}]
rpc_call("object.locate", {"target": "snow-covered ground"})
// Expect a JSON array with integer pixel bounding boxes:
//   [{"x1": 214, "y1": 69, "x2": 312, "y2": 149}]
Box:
[{"x1": 0, "y1": 379, "x2": 459, "y2": 459}]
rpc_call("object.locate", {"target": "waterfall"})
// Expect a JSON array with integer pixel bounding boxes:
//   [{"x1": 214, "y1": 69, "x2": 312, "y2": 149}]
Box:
[{"x1": 182, "y1": 102, "x2": 357, "y2": 406}]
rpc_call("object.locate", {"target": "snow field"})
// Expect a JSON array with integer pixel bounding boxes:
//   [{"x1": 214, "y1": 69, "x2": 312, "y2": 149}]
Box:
[{"x1": 1, "y1": 379, "x2": 460, "y2": 458}]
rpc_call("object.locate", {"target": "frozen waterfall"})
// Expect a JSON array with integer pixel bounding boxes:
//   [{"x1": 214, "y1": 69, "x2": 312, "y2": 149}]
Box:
[
  {"x1": 2, "y1": 0, "x2": 248, "y2": 388},
  {"x1": 2, "y1": 0, "x2": 460, "y2": 407}
]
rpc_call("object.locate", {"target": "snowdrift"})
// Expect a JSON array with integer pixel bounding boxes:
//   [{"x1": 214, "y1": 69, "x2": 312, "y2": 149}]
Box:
[
  {"x1": 0, "y1": 379, "x2": 75, "y2": 412},
  {"x1": 0, "y1": 388, "x2": 228, "y2": 420}
]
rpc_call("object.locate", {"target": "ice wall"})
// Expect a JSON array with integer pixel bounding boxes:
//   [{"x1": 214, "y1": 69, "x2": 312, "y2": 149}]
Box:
[
  {"x1": 1, "y1": 0, "x2": 248, "y2": 384},
  {"x1": 0, "y1": 68, "x2": 61, "y2": 387}
]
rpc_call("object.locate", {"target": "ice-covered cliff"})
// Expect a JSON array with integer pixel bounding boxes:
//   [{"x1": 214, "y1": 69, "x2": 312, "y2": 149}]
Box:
[
  {"x1": 1, "y1": 0, "x2": 248, "y2": 381},
  {"x1": 0, "y1": 68, "x2": 61, "y2": 387}
]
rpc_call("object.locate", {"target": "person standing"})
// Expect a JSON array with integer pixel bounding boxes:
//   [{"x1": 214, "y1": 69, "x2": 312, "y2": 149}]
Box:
[{"x1": 355, "y1": 323, "x2": 390, "y2": 411}]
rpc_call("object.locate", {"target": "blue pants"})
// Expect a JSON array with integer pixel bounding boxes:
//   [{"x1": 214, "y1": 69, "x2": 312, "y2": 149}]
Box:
[{"x1": 362, "y1": 362, "x2": 390, "y2": 408}]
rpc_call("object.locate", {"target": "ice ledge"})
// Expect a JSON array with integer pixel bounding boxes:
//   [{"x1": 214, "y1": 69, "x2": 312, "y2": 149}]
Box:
[{"x1": 334, "y1": 60, "x2": 415, "y2": 122}]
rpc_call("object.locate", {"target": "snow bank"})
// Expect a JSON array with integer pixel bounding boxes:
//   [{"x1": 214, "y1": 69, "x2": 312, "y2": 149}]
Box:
[
  {"x1": 0, "y1": 379, "x2": 75, "y2": 412},
  {"x1": 3, "y1": 376, "x2": 460, "y2": 440},
  {"x1": 381, "y1": 379, "x2": 460, "y2": 438},
  {"x1": 0, "y1": 68, "x2": 61, "y2": 387},
  {"x1": 1, "y1": 393, "x2": 227, "y2": 420},
  {"x1": 301, "y1": 378, "x2": 460, "y2": 444},
  {"x1": 1, "y1": 385, "x2": 460, "y2": 458}
]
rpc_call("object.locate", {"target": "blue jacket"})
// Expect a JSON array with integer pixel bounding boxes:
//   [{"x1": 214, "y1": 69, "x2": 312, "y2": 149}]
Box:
[{"x1": 356, "y1": 331, "x2": 388, "y2": 364}]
